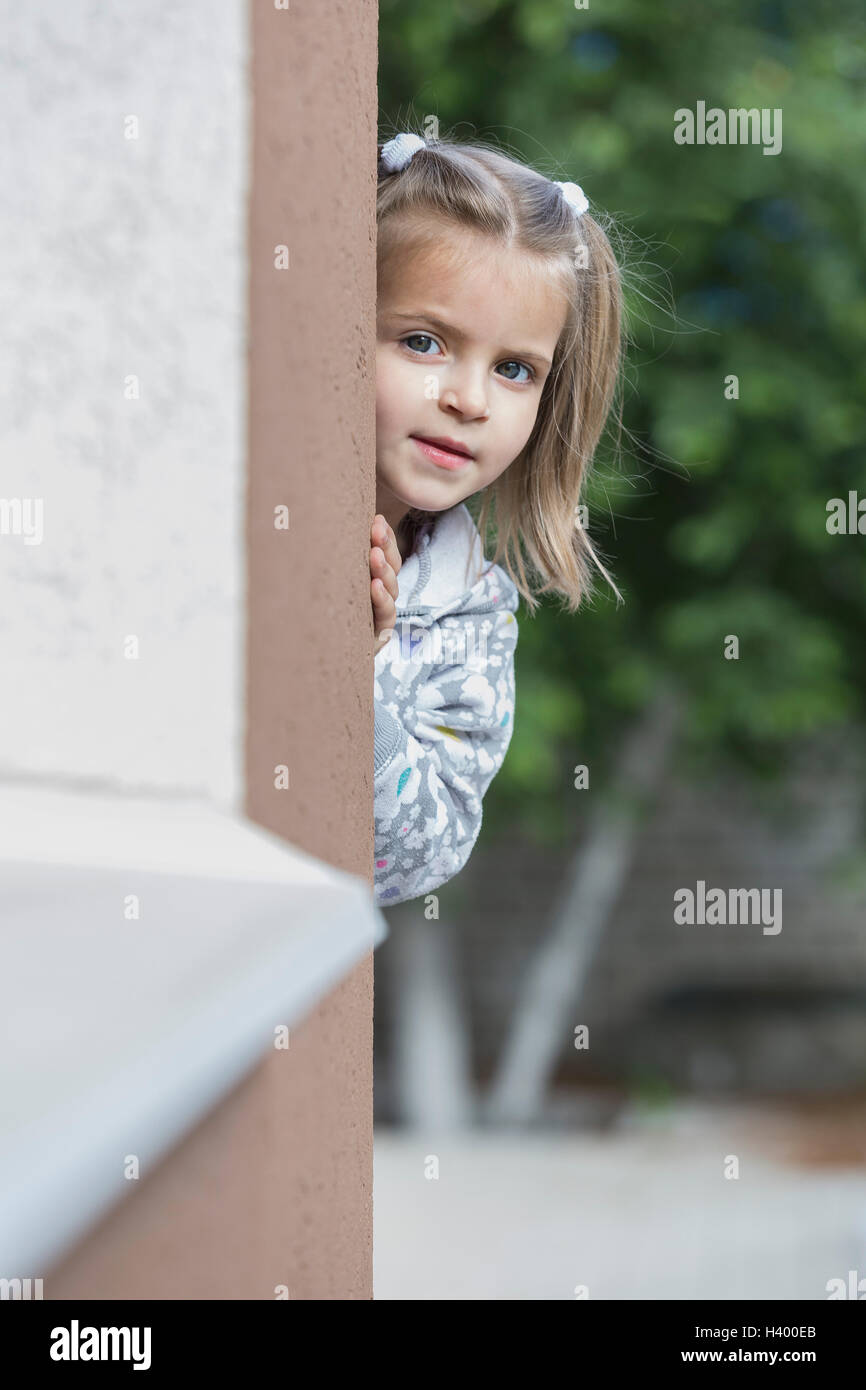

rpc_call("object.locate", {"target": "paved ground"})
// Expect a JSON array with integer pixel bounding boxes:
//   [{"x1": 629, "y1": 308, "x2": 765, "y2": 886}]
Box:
[{"x1": 374, "y1": 1099, "x2": 866, "y2": 1300}]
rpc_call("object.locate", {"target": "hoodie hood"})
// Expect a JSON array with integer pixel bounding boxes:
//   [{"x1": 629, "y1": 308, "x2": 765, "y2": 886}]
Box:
[{"x1": 393, "y1": 502, "x2": 519, "y2": 625}]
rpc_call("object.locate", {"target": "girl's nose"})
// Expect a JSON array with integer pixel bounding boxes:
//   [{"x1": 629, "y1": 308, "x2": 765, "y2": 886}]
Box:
[{"x1": 441, "y1": 368, "x2": 490, "y2": 421}]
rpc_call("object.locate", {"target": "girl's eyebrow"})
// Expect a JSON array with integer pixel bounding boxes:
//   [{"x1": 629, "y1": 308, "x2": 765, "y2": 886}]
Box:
[{"x1": 389, "y1": 309, "x2": 552, "y2": 370}]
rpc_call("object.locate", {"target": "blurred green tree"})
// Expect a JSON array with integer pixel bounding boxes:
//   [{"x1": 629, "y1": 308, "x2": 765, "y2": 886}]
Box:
[{"x1": 379, "y1": 0, "x2": 866, "y2": 848}]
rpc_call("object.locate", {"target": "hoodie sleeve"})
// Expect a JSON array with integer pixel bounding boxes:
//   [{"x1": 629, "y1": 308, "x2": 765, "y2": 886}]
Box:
[{"x1": 373, "y1": 589, "x2": 518, "y2": 907}]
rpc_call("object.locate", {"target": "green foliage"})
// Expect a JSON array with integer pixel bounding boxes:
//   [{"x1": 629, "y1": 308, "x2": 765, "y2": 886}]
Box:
[{"x1": 379, "y1": 0, "x2": 866, "y2": 838}]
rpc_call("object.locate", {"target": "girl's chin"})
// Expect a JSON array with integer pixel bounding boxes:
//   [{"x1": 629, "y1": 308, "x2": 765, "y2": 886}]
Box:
[
  {"x1": 382, "y1": 474, "x2": 462, "y2": 505},
  {"x1": 376, "y1": 456, "x2": 472, "y2": 514},
  {"x1": 401, "y1": 488, "x2": 462, "y2": 513}
]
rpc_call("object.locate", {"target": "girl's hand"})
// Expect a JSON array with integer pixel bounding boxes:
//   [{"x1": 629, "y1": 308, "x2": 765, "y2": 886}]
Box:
[{"x1": 371, "y1": 514, "x2": 402, "y2": 655}]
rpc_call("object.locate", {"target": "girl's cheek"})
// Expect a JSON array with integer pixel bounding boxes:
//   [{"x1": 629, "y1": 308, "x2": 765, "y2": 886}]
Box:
[{"x1": 510, "y1": 404, "x2": 542, "y2": 457}]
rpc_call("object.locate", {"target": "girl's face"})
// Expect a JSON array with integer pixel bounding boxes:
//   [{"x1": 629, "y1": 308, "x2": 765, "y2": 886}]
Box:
[{"x1": 376, "y1": 220, "x2": 569, "y2": 533}]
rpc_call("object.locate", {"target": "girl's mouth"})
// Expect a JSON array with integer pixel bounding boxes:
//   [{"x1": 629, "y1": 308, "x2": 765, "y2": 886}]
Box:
[{"x1": 410, "y1": 436, "x2": 474, "y2": 471}]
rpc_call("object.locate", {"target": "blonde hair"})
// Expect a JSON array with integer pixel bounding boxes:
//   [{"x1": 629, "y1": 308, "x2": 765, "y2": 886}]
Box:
[{"x1": 377, "y1": 130, "x2": 625, "y2": 615}]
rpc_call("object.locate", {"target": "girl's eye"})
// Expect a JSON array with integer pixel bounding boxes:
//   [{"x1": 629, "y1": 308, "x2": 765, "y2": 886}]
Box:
[
  {"x1": 497, "y1": 360, "x2": 535, "y2": 385},
  {"x1": 401, "y1": 333, "x2": 441, "y2": 355},
  {"x1": 400, "y1": 335, "x2": 535, "y2": 385}
]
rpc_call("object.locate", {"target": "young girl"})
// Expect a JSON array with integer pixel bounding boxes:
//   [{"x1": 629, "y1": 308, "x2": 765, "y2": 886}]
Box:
[{"x1": 370, "y1": 130, "x2": 623, "y2": 908}]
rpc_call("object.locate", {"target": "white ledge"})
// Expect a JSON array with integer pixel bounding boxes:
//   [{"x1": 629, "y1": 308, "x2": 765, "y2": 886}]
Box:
[{"x1": 0, "y1": 784, "x2": 387, "y2": 1277}]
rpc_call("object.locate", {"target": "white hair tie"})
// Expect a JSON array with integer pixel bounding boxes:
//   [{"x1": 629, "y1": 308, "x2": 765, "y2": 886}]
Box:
[
  {"x1": 555, "y1": 180, "x2": 589, "y2": 217},
  {"x1": 380, "y1": 132, "x2": 427, "y2": 173}
]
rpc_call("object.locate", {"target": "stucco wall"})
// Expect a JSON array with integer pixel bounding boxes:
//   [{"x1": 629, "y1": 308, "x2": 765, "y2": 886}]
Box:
[{"x1": 0, "y1": 2, "x2": 249, "y2": 806}]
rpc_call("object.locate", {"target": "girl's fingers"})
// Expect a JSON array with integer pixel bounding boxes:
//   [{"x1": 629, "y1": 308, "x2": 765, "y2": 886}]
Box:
[
  {"x1": 371, "y1": 578, "x2": 396, "y2": 650},
  {"x1": 370, "y1": 519, "x2": 401, "y2": 653},
  {"x1": 370, "y1": 546, "x2": 400, "y2": 601},
  {"x1": 372, "y1": 516, "x2": 403, "y2": 575},
  {"x1": 371, "y1": 576, "x2": 396, "y2": 615},
  {"x1": 383, "y1": 529, "x2": 402, "y2": 576}
]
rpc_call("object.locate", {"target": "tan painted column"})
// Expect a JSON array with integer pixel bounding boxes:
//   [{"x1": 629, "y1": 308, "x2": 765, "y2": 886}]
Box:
[
  {"x1": 47, "y1": 0, "x2": 378, "y2": 1300},
  {"x1": 242, "y1": 0, "x2": 379, "y2": 1298}
]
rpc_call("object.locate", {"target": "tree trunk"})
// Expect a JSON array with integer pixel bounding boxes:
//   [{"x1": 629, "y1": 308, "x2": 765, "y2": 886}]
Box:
[{"x1": 484, "y1": 679, "x2": 682, "y2": 1126}]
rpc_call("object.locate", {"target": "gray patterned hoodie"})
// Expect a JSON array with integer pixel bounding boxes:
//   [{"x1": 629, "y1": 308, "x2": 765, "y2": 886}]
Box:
[{"x1": 373, "y1": 502, "x2": 519, "y2": 907}]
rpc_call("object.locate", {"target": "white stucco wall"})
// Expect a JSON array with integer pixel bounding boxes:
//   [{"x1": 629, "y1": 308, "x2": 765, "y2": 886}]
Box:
[{"x1": 0, "y1": 3, "x2": 248, "y2": 807}]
